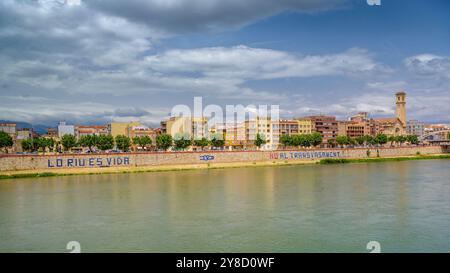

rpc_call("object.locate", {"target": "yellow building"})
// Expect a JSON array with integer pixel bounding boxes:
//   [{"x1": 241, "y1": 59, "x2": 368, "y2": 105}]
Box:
[
  {"x1": 296, "y1": 118, "x2": 314, "y2": 134},
  {"x1": 165, "y1": 116, "x2": 208, "y2": 139},
  {"x1": 209, "y1": 122, "x2": 246, "y2": 150},
  {"x1": 108, "y1": 121, "x2": 142, "y2": 138}
]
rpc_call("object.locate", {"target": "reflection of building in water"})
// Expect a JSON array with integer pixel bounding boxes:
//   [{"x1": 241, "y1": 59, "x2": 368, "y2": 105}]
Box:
[{"x1": 394, "y1": 162, "x2": 409, "y2": 228}]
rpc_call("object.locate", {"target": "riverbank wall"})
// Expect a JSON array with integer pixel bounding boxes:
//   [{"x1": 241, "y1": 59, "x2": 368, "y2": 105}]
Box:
[{"x1": 0, "y1": 146, "x2": 445, "y2": 172}]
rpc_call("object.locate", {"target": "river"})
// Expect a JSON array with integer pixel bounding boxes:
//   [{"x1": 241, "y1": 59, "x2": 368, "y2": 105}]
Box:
[{"x1": 1, "y1": 160, "x2": 449, "y2": 252}]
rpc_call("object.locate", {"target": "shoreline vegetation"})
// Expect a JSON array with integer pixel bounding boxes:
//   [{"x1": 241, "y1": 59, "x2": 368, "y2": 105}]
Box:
[{"x1": 1, "y1": 154, "x2": 449, "y2": 180}]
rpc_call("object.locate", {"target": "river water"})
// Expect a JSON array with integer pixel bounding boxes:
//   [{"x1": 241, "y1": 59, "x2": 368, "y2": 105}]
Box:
[{"x1": 1, "y1": 160, "x2": 449, "y2": 252}]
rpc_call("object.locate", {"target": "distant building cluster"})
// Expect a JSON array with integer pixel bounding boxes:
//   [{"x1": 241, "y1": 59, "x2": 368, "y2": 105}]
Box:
[
  {"x1": 159, "y1": 92, "x2": 424, "y2": 150},
  {"x1": 1, "y1": 92, "x2": 449, "y2": 152}
]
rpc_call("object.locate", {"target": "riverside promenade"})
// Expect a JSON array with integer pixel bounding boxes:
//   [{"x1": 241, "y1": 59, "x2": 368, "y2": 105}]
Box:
[{"x1": 0, "y1": 146, "x2": 446, "y2": 175}]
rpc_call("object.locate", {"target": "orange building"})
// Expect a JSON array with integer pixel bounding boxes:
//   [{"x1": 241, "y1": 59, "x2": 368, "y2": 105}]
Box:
[
  {"x1": 307, "y1": 115, "x2": 338, "y2": 144},
  {"x1": 75, "y1": 125, "x2": 108, "y2": 139}
]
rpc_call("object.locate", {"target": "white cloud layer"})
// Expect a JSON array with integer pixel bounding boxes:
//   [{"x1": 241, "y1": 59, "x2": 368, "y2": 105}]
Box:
[
  {"x1": 146, "y1": 46, "x2": 386, "y2": 80},
  {"x1": 0, "y1": 0, "x2": 449, "y2": 125}
]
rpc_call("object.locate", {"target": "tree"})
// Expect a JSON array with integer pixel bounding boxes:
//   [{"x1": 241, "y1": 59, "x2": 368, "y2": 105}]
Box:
[
  {"x1": 21, "y1": 138, "x2": 34, "y2": 152},
  {"x1": 34, "y1": 137, "x2": 54, "y2": 154},
  {"x1": 280, "y1": 134, "x2": 292, "y2": 147},
  {"x1": 375, "y1": 133, "x2": 388, "y2": 146},
  {"x1": 396, "y1": 135, "x2": 406, "y2": 146},
  {"x1": 254, "y1": 133, "x2": 266, "y2": 149},
  {"x1": 388, "y1": 135, "x2": 396, "y2": 146},
  {"x1": 349, "y1": 137, "x2": 356, "y2": 146},
  {"x1": 310, "y1": 132, "x2": 323, "y2": 147},
  {"x1": 79, "y1": 135, "x2": 99, "y2": 152},
  {"x1": 97, "y1": 135, "x2": 114, "y2": 151},
  {"x1": 327, "y1": 139, "x2": 336, "y2": 148},
  {"x1": 156, "y1": 134, "x2": 173, "y2": 151},
  {"x1": 133, "y1": 136, "x2": 152, "y2": 151},
  {"x1": 364, "y1": 135, "x2": 376, "y2": 146},
  {"x1": 193, "y1": 137, "x2": 209, "y2": 150},
  {"x1": 210, "y1": 133, "x2": 225, "y2": 148},
  {"x1": 0, "y1": 131, "x2": 14, "y2": 153},
  {"x1": 115, "y1": 135, "x2": 131, "y2": 152},
  {"x1": 299, "y1": 134, "x2": 311, "y2": 147},
  {"x1": 407, "y1": 135, "x2": 419, "y2": 145},
  {"x1": 173, "y1": 133, "x2": 192, "y2": 151},
  {"x1": 336, "y1": 135, "x2": 350, "y2": 147},
  {"x1": 46, "y1": 138, "x2": 55, "y2": 152},
  {"x1": 61, "y1": 134, "x2": 77, "y2": 152},
  {"x1": 447, "y1": 132, "x2": 450, "y2": 140},
  {"x1": 355, "y1": 136, "x2": 365, "y2": 146},
  {"x1": 291, "y1": 135, "x2": 302, "y2": 147}
]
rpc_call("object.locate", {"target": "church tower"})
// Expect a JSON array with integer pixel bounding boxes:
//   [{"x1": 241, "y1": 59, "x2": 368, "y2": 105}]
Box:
[{"x1": 395, "y1": 91, "x2": 406, "y2": 127}]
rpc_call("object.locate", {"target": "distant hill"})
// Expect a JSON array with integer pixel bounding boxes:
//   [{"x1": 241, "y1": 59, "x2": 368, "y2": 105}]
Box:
[{"x1": 0, "y1": 120, "x2": 52, "y2": 135}]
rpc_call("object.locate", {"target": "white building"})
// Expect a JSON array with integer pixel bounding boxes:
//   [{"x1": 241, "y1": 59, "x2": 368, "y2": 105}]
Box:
[
  {"x1": 245, "y1": 117, "x2": 279, "y2": 150},
  {"x1": 407, "y1": 120, "x2": 425, "y2": 137},
  {"x1": 58, "y1": 121, "x2": 75, "y2": 138}
]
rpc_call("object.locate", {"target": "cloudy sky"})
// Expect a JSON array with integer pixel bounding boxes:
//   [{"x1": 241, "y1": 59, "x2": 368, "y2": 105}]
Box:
[{"x1": 0, "y1": 0, "x2": 449, "y2": 127}]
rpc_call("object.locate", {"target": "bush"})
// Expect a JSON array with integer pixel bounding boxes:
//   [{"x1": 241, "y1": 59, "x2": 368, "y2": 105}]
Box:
[{"x1": 320, "y1": 158, "x2": 350, "y2": 164}]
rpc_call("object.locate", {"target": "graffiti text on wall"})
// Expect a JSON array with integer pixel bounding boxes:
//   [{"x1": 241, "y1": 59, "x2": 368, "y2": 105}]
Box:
[
  {"x1": 48, "y1": 157, "x2": 130, "y2": 168},
  {"x1": 269, "y1": 151, "x2": 342, "y2": 160}
]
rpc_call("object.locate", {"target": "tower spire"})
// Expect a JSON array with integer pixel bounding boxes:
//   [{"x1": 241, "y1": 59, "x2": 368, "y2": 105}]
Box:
[{"x1": 395, "y1": 91, "x2": 406, "y2": 127}]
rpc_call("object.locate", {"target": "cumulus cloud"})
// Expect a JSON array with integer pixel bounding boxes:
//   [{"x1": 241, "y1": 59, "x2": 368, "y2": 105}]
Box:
[
  {"x1": 146, "y1": 46, "x2": 387, "y2": 80},
  {"x1": 404, "y1": 54, "x2": 450, "y2": 78},
  {"x1": 87, "y1": 0, "x2": 349, "y2": 33}
]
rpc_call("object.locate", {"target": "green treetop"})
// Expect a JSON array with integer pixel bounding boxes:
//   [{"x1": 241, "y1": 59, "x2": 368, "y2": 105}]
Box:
[
  {"x1": 254, "y1": 133, "x2": 266, "y2": 149},
  {"x1": 79, "y1": 135, "x2": 99, "y2": 152},
  {"x1": 156, "y1": 134, "x2": 173, "y2": 151},
  {"x1": 115, "y1": 135, "x2": 131, "y2": 152},
  {"x1": 97, "y1": 135, "x2": 114, "y2": 151},
  {"x1": 280, "y1": 134, "x2": 292, "y2": 147},
  {"x1": 173, "y1": 133, "x2": 192, "y2": 151},
  {"x1": 0, "y1": 131, "x2": 14, "y2": 153},
  {"x1": 61, "y1": 134, "x2": 77, "y2": 152},
  {"x1": 210, "y1": 133, "x2": 225, "y2": 148},
  {"x1": 132, "y1": 136, "x2": 152, "y2": 151},
  {"x1": 193, "y1": 137, "x2": 209, "y2": 150},
  {"x1": 310, "y1": 132, "x2": 323, "y2": 147}
]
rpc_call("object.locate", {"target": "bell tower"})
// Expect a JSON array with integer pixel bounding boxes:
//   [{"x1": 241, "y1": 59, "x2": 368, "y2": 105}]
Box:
[{"x1": 395, "y1": 91, "x2": 406, "y2": 127}]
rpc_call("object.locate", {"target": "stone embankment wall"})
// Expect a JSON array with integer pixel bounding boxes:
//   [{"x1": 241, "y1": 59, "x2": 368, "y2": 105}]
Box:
[{"x1": 0, "y1": 146, "x2": 445, "y2": 172}]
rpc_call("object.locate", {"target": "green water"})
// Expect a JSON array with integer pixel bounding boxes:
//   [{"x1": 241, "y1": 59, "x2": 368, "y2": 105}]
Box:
[{"x1": 1, "y1": 160, "x2": 450, "y2": 253}]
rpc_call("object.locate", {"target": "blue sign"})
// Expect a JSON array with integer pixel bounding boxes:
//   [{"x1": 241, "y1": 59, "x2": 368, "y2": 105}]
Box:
[{"x1": 199, "y1": 155, "x2": 215, "y2": 161}]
